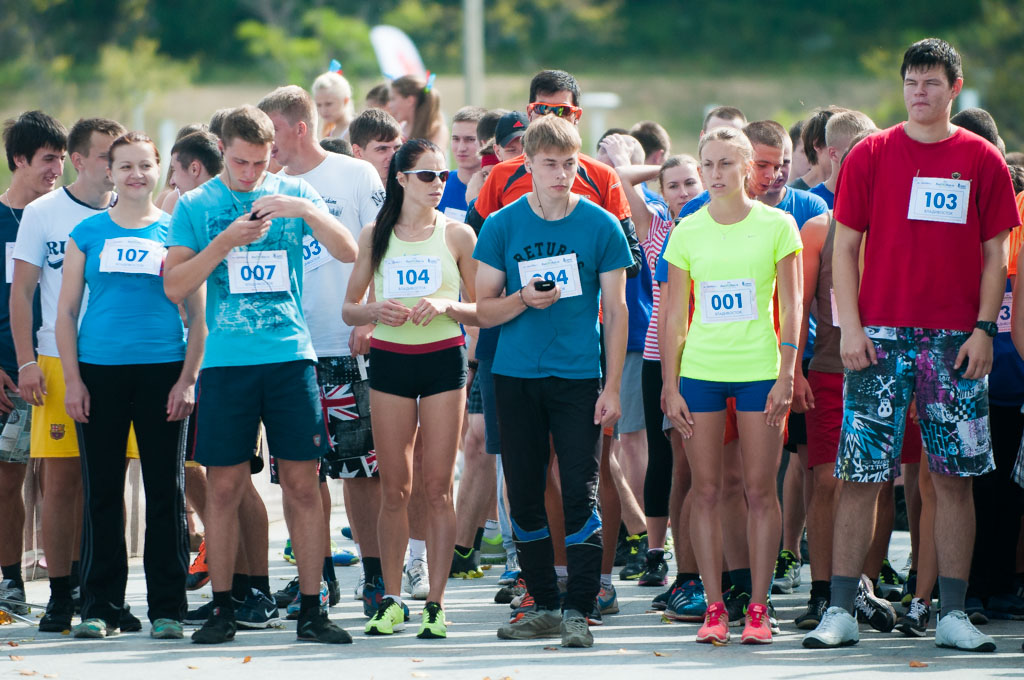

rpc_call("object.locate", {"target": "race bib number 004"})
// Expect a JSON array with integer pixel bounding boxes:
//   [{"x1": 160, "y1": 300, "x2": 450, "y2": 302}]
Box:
[
  {"x1": 998, "y1": 291, "x2": 1012, "y2": 334},
  {"x1": 382, "y1": 255, "x2": 442, "y2": 298},
  {"x1": 907, "y1": 177, "x2": 970, "y2": 224},
  {"x1": 227, "y1": 250, "x2": 289, "y2": 294},
  {"x1": 700, "y1": 279, "x2": 757, "y2": 323},
  {"x1": 98, "y1": 237, "x2": 165, "y2": 276},
  {"x1": 302, "y1": 234, "x2": 332, "y2": 273},
  {"x1": 517, "y1": 253, "x2": 582, "y2": 299}
]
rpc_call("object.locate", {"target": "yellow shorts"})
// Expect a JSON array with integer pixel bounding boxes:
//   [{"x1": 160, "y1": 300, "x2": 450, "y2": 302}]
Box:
[{"x1": 29, "y1": 355, "x2": 140, "y2": 459}]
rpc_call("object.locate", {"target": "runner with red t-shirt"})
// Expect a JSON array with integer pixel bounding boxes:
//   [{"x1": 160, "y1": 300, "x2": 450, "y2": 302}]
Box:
[{"x1": 803, "y1": 38, "x2": 1020, "y2": 653}]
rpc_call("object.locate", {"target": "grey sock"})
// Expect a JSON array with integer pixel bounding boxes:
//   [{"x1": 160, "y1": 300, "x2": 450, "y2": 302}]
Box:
[
  {"x1": 939, "y1": 576, "x2": 968, "y2": 619},
  {"x1": 830, "y1": 575, "x2": 860, "y2": 615}
]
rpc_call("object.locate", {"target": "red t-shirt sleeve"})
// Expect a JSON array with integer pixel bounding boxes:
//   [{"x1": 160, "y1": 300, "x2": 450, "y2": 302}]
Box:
[
  {"x1": 474, "y1": 165, "x2": 505, "y2": 220},
  {"x1": 833, "y1": 137, "x2": 874, "y2": 232},
  {"x1": 600, "y1": 165, "x2": 632, "y2": 221},
  {"x1": 975, "y1": 147, "x2": 1022, "y2": 242}
]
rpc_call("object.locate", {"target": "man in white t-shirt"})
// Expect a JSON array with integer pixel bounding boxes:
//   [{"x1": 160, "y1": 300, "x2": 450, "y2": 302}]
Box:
[
  {"x1": 10, "y1": 117, "x2": 130, "y2": 633},
  {"x1": 258, "y1": 86, "x2": 387, "y2": 617}
]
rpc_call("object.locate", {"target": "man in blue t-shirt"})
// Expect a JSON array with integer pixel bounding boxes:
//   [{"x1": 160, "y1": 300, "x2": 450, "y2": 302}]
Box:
[
  {"x1": 0, "y1": 110, "x2": 65, "y2": 618},
  {"x1": 438, "y1": 106, "x2": 485, "y2": 223},
  {"x1": 164, "y1": 105, "x2": 357, "y2": 646},
  {"x1": 474, "y1": 115, "x2": 632, "y2": 649}
]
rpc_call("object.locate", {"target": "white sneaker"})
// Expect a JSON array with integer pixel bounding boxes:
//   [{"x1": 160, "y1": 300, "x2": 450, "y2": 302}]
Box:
[
  {"x1": 0, "y1": 579, "x2": 29, "y2": 615},
  {"x1": 353, "y1": 572, "x2": 365, "y2": 601},
  {"x1": 404, "y1": 558, "x2": 429, "y2": 600},
  {"x1": 934, "y1": 610, "x2": 996, "y2": 652},
  {"x1": 802, "y1": 606, "x2": 859, "y2": 648}
]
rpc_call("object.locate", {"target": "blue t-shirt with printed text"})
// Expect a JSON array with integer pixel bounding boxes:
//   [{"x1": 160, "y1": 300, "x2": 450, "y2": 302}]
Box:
[
  {"x1": 71, "y1": 212, "x2": 185, "y2": 365},
  {"x1": 166, "y1": 174, "x2": 327, "y2": 369},
  {"x1": 473, "y1": 195, "x2": 633, "y2": 379}
]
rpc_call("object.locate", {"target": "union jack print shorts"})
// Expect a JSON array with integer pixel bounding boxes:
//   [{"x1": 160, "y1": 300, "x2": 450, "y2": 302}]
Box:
[
  {"x1": 836, "y1": 326, "x2": 993, "y2": 483},
  {"x1": 317, "y1": 355, "x2": 377, "y2": 479}
]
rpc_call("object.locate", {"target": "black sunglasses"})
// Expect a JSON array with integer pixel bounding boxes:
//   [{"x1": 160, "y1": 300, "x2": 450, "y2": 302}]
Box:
[{"x1": 402, "y1": 169, "x2": 450, "y2": 183}]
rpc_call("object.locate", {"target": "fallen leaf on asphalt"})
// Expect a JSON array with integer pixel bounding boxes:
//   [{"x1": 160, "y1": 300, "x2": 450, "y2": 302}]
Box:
[
  {"x1": 543, "y1": 646, "x2": 558, "y2": 651},
  {"x1": 18, "y1": 671, "x2": 36, "y2": 676},
  {"x1": 0, "y1": 612, "x2": 13, "y2": 625},
  {"x1": 10, "y1": 655, "x2": 25, "y2": 660},
  {"x1": 187, "y1": 666, "x2": 199, "y2": 670},
  {"x1": 660, "y1": 614, "x2": 671, "y2": 623},
  {"x1": 909, "y1": 661, "x2": 928, "y2": 668},
  {"x1": 7, "y1": 642, "x2": 18, "y2": 647},
  {"x1": 411, "y1": 673, "x2": 428, "y2": 678},
  {"x1": 653, "y1": 651, "x2": 666, "y2": 657},
  {"x1": 411, "y1": 659, "x2": 423, "y2": 662},
  {"x1": 242, "y1": 657, "x2": 251, "y2": 664},
  {"x1": 616, "y1": 648, "x2": 629, "y2": 654},
  {"x1": 44, "y1": 675, "x2": 57, "y2": 678},
  {"x1": 710, "y1": 639, "x2": 727, "y2": 647},
  {"x1": 59, "y1": 631, "x2": 69, "y2": 636}
]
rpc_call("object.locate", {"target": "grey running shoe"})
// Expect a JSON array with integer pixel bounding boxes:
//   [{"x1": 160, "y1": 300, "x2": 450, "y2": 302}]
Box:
[
  {"x1": 560, "y1": 608, "x2": 593, "y2": 648},
  {"x1": 496, "y1": 608, "x2": 560, "y2": 640}
]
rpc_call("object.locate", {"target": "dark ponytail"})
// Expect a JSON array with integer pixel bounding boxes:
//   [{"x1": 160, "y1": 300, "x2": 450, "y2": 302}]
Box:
[{"x1": 370, "y1": 138, "x2": 442, "y2": 273}]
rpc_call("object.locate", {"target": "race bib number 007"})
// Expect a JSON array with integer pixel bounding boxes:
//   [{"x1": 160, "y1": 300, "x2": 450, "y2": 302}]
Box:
[
  {"x1": 517, "y1": 254, "x2": 582, "y2": 299},
  {"x1": 700, "y1": 279, "x2": 757, "y2": 323},
  {"x1": 227, "y1": 250, "x2": 289, "y2": 294},
  {"x1": 382, "y1": 255, "x2": 442, "y2": 298},
  {"x1": 907, "y1": 177, "x2": 969, "y2": 224},
  {"x1": 98, "y1": 237, "x2": 165, "y2": 276}
]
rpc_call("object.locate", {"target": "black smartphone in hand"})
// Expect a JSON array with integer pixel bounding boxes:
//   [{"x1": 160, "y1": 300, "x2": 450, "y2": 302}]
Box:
[{"x1": 533, "y1": 279, "x2": 555, "y2": 292}]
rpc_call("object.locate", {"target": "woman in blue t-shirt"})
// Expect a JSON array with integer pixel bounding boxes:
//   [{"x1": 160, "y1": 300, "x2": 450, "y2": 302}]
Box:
[{"x1": 54, "y1": 132, "x2": 206, "y2": 640}]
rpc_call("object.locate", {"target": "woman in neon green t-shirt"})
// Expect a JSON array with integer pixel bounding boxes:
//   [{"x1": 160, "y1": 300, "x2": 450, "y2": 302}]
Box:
[{"x1": 660, "y1": 126, "x2": 802, "y2": 645}]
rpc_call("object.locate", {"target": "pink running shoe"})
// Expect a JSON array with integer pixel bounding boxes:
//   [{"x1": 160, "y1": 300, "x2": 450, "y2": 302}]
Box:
[
  {"x1": 696, "y1": 600, "x2": 729, "y2": 644},
  {"x1": 741, "y1": 602, "x2": 773, "y2": 644}
]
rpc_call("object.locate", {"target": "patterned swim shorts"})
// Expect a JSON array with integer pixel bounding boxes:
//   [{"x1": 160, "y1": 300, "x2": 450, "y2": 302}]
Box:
[{"x1": 836, "y1": 326, "x2": 993, "y2": 483}]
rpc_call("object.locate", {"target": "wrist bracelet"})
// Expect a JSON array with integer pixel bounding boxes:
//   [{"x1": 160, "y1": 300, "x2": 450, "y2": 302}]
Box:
[
  {"x1": 780, "y1": 342, "x2": 798, "y2": 351},
  {"x1": 519, "y1": 288, "x2": 530, "y2": 308},
  {"x1": 18, "y1": 360, "x2": 37, "y2": 372}
]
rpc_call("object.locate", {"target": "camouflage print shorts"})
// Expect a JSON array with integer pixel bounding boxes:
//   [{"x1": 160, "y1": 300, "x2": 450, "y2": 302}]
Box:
[
  {"x1": 0, "y1": 391, "x2": 32, "y2": 464},
  {"x1": 837, "y1": 326, "x2": 993, "y2": 483}
]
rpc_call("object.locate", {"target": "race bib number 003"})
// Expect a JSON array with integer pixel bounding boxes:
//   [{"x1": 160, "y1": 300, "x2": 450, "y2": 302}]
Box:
[
  {"x1": 382, "y1": 255, "x2": 442, "y2": 298},
  {"x1": 227, "y1": 250, "x2": 289, "y2": 294},
  {"x1": 700, "y1": 279, "x2": 757, "y2": 323},
  {"x1": 907, "y1": 177, "x2": 969, "y2": 224},
  {"x1": 998, "y1": 291, "x2": 1012, "y2": 334},
  {"x1": 302, "y1": 234, "x2": 332, "y2": 273},
  {"x1": 98, "y1": 237, "x2": 165, "y2": 276},
  {"x1": 517, "y1": 253, "x2": 582, "y2": 299}
]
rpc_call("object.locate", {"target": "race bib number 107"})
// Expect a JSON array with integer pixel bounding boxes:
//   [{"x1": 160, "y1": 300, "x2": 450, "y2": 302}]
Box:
[{"x1": 99, "y1": 237, "x2": 166, "y2": 276}]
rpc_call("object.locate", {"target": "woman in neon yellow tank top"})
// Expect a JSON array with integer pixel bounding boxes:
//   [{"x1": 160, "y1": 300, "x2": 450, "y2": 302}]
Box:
[
  {"x1": 660, "y1": 127, "x2": 802, "y2": 646},
  {"x1": 343, "y1": 139, "x2": 478, "y2": 640}
]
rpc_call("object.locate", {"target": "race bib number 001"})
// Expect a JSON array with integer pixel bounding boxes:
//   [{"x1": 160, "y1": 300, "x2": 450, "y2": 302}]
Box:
[
  {"x1": 382, "y1": 255, "x2": 442, "y2": 298},
  {"x1": 517, "y1": 253, "x2": 582, "y2": 299},
  {"x1": 998, "y1": 291, "x2": 1012, "y2": 334},
  {"x1": 227, "y1": 250, "x2": 289, "y2": 294},
  {"x1": 98, "y1": 237, "x2": 165, "y2": 276},
  {"x1": 907, "y1": 177, "x2": 970, "y2": 224},
  {"x1": 302, "y1": 234, "x2": 332, "y2": 273},
  {"x1": 700, "y1": 279, "x2": 757, "y2": 323}
]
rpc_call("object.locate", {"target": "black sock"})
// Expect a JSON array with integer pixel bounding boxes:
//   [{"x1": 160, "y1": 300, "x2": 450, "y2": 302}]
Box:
[
  {"x1": 1, "y1": 562, "x2": 23, "y2": 588},
  {"x1": 454, "y1": 544, "x2": 472, "y2": 557},
  {"x1": 363, "y1": 556, "x2": 382, "y2": 581},
  {"x1": 231, "y1": 573, "x2": 249, "y2": 601},
  {"x1": 728, "y1": 568, "x2": 753, "y2": 595},
  {"x1": 69, "y1": 561, "x2": 80, "y2": 590},
  {"x1": 810, "y1": 580, "x2": 831, "y2": 600},
  {"x1": 250, "y1": 575, "x2": 271, "y2": 597},
  {"x1": 49, "y1": 575, "x2": 71, "y2": 601},
  {"x1": 721, "y1": 571, "x2": 733, "y2": 593},
  {"x1": 212, "y1": 590, "x2": 235, "y2": 613},
  {"x1": 323, "y1": 557, "x2": 337, "y2": 583},
  {"x1": 472, "y1": 527, "x2": 485, "y2": 552},
  {"x1": 679, "y1": 572, "x2": 701, "y2": 583},
  {"x1": 299, "y1": 593, "x2": 319, "y2": 617}
]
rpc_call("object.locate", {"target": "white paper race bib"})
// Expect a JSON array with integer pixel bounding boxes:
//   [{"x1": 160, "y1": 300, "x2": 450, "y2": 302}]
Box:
[
  {"x1": 517, "y1": 254, "x2": 582, "y2": 299},
  {"x1": 5, "y1": 242, "x2": 14, "y2": 284},
  {"x1": 382, "y1": 255, "x2": 442, "y2": 298},
  {"x1": 998, "y1": 291, "x2": 1013, "y2": 334},
  {"x1": 700, "y1": 279, "x2": 757, "y2": 323},
  {"x1": 98, "y1": 237, "x2": 165, "y2": 276},
  {"x1": 907, "y1": 177, "x2": 970, "y2": 224},
  {"x1": 301, "y1": 235, "x2": 332, "y2": 273},
  {"x1": 227, "y1": 250, "x2": 289, "y2": 294},
  {"x1": 830, "y1": 288, "x2": 840, "y2": 327},
  {"x1": 443, "y1": 207, "x2": 467, "y2": 223}
]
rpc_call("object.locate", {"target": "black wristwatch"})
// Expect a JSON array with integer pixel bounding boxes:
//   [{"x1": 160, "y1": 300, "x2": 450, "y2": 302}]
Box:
[{"x1": 975, "y1": 321, "x2": 998, "y2": 337}]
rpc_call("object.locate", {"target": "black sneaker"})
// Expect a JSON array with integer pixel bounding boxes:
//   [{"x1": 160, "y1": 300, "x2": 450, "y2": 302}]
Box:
[
  {"x1": 185, "y1": 596, "x2": 243, "y2": 625},
  {"x1": 327, "y1": 580, "x2": 341, "y2": 607},
  {"x1": 652, "y1": 575, "x2": 684, "y2": 611},
  {"x1": 795, "y1": 595, "x2": 829, "y2": 630},
  {"x1": 297, "y1": 609, "x2": 352, "y2": 644},
  {"x1": 613, "y1": 534, "x2": 629, "y2": 568},
  {"x1": 618, "y1": 534, "x2": 648, "y2": 581},
  {"x1": 875, "y1": 559, "x2": 905, "y2": 602},
  {"x1": 637, "y1": 550, "x2": 669, "y2": 587},
  {"x1": 236, "y1": 590, "x2": 280, "y2": 630},
  {"x1": 854, "y1": 574, "x2": 896, "y2": 633},
  {"x1": 273, "y1": 576, "x2": 300, "y2": 609},
  {"x1": 725, "y1": 587, "x2": 750, "y2": 627},
  {"x1": 896, "y1": 597, "x2": 930, "y2": 637},
  {"x1": 118, "y1": 604, "x2": 142, "y2": 632},
  {"x1": 191, "y1": 606, "x2": 236, "y2": 644},
  {"x1": 38, "y1": 598, "x2": 75, "y2": 633}
]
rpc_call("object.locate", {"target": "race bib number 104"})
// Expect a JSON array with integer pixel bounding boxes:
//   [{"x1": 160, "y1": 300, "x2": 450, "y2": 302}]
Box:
[{"x1": 382, "y1": 255, "x2": 442, "y2": 298}]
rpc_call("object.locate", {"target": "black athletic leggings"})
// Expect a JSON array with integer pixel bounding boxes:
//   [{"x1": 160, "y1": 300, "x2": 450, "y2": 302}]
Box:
[
  {"x1": 494, "y1": 374, "x2": 603, "y2": 614},
  {"x1": 77, "y1": 361, "x2": 188, "y2": 625},
  {"x1": 642, "y1": 359, "x2": 673, "y2": 517}
]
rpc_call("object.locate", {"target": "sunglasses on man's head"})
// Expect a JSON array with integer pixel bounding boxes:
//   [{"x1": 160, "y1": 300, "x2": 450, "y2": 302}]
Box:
[
  {"x1": 527, "y1": 102, "x2": 583, "y2": 119},
  {"x1": 402, "y1": 169, "x2": 450, "y2": 183}
]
